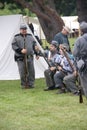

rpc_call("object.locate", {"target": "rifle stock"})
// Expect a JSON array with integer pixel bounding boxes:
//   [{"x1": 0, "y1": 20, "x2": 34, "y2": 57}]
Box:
[{"x1": 61, "y1": 47, "x2": 83, "y2": 103}]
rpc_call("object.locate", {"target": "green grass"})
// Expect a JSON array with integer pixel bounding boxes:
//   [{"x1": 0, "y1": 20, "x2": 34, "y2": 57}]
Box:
[
  {"x1": 0, "y1": 78, "x2": 87, "y2": 130},
  {"x1": 69, "y1": 38, "x2": 76, "y2": 49},
  {"x1": 42, "y1": 38, "x2": 76, "y2": 49}
]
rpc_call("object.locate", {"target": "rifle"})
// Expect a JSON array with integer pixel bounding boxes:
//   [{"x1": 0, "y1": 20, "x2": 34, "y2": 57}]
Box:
[
  {"x1": 77, "y1": 75, "x2": 83, "y2": 103},
  {"x1": 39, "y1": 51, "x2": 68, "y2": 74},
  {"x1": 39, "y1": 51, "x2": 52, "y2": 67},
  {"x1": 24, "y1": 36, "x2": 29, "y2": 88},
  {"x1": 61, "y1": 47, "x2": 83, "y2": 103}
]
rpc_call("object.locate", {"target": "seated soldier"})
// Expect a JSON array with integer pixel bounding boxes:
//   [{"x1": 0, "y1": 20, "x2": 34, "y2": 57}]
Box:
[
  {"x1": 60, "y1": 44, "x2": 80, "y2": 95},
  {"x1": 63, "y1": 57, "x2": 79, "y2": 95},
  {"x1": 44, "y1": 41, "x2": 60, "y2": 91},
  {"x1": 54, "y1": 44, "x2": 74, "y2": 94},
  {"x1": 63, "y1": 71, "x2": 79, "y2": 95}
]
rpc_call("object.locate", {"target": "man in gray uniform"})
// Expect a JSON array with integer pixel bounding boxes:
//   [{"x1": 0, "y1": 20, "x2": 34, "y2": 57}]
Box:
[
  {"x1": 44, "y1": 42, "x2": 60, "y2": 91},
  {"x1": 73, "y1": 21, "x2": 87, "y2": 98},
  {"x1": 12, "y1": 24, "x2": 39, "y2": 89}
]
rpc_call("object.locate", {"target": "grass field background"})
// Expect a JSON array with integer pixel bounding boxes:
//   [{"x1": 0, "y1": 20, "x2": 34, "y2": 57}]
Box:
[
  {"x1": 0, "y1": 38, "x2": 87, "y2": 130},
  {"x1": 42, "y1": 37, "x2": 76, "y2": 49},
  {"x1": 0, "y1": 78, "x2": 87, "y2": 130}
]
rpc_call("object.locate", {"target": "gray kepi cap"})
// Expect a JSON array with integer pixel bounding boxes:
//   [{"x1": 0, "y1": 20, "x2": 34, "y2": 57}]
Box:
[
  {"x1": 61, "y1": 43, "x2": 69, "y2": 51},
  {"x1": 80, "y1": 21, "x2": 87, "y2": 30},
  {"x1": 20, "y1": 23, "x2": 27, "y2": 29},
  {"x1": 51, "y1": 40, "x2": 58, "y2": 48}
]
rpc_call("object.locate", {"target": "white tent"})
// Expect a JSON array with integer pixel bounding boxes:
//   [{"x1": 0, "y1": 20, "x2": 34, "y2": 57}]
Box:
[
  {"x1": 0, "y1": 14, "x2": 48, "y2": 80},
  {"x1": 61, "y1": 16, "x2": 79, "y2": 31}
]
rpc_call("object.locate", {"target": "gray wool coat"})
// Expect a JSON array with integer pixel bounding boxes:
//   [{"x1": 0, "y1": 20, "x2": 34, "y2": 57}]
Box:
[{"x1": 73, "y1": 33, "x2": 87, "y2": 98}]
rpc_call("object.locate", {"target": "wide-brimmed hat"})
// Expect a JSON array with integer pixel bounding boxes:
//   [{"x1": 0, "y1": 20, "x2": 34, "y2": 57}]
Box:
[{"x1": 63, "y1": 26, "x2": 70, "y2": 33}]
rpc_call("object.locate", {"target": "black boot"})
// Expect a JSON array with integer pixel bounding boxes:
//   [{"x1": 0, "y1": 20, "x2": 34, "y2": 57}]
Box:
[
  {"x1": 56, "y1": 84, "x2": 66, "y2": 94},
  {"x1": 44, "y1": 86, "x2": 55, "y2": 91}
]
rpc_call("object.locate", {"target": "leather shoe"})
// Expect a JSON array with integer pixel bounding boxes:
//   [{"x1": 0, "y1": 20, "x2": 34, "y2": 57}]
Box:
[
  {"x1": 73, "y1": 91, "x2": 79, "y2": 96},
  {"x1": 44, "y1": 86, "x2": 55, "y2": 91},
  {"x1": 56, "y1": 88, "x2": 66, "y2": 94},
  {"x1": 21, "y1": 85, "x2": 34, "y2": 89},
  {"x1": 29, "y1": 86, "x2": 34, "y2": 89}
]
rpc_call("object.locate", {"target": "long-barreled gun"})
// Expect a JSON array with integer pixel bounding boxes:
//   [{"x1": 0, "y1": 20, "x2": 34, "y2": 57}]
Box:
[
  {"x1": 61, "y1": 47, "x2": 83, "y2": 103},
  {"x1": 38, "y1": 50, "x2": 52, "y2": 68},
  {"x1": 39, "y1": 50, "x2": 68, "y2": 74},
  {"x1": 24, "y1": 36, "x2": 29, "y2": 88}
]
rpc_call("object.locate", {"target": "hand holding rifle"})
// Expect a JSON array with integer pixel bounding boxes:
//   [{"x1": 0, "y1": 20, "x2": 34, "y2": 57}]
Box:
[
  {"x1": 21, "y1": 48, "x2": 27, "y2": 54},
  {"x1": 34, "y1": 46, "x2": 40, "y2": 60}
]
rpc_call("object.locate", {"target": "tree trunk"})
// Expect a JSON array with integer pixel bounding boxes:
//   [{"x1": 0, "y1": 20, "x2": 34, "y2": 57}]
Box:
[
  {"x1": 36, "y1": 4, "x2": 64, "y2": 43},
  {"x1": 76, "y1": 0, "x2": 87, "y2": 22},
  {"x1": 13, "y1": 0, "x2": 64, "y2": 43}
]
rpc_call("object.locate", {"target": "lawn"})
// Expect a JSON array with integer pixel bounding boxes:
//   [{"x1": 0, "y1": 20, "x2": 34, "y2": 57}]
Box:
[
  {"x1": 42, "y1": 37, "x2": 76, "y2": 49},
  {"x1": 0, "y1": 78, "x2": 87, "y2": 130}
]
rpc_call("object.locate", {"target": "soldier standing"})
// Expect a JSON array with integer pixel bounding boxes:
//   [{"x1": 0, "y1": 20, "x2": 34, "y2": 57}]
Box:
[
  {"x1": 73, "y1": 21, "x2": 87, "y2": 98},
  {"x1": 12, "y1": 24, "x2": 39, "y2": 89},
  {"x1": 53, "y1": 26, "x2": 71, "y2": 52}
]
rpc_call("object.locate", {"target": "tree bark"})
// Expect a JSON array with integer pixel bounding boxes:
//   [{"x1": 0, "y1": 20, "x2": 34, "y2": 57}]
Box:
[
  {"x1": 76, "y1": 0, "x2": 87, "y2": 22},
  {"x1": 13, "y1": 0, "x2": 64, "y2": 43}
]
